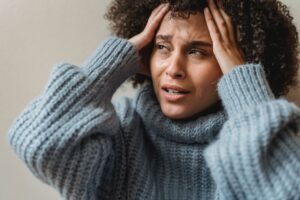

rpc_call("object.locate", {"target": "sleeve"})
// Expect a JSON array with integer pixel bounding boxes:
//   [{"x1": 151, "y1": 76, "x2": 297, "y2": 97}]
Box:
[
  {"x1": 203, "y1": 64, "x2": 300, "y2": 200},
  {"x1": 7, "y1": 37, "x2": 140, "y2": 200}
]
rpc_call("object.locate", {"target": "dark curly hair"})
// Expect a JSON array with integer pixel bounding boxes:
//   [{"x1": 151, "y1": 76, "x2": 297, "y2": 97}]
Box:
[{"x1": 105, "y1": 0, "x2": 299, "y2": 98}]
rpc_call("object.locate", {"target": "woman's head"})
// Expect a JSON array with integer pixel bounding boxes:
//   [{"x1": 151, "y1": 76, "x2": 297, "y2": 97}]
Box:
[
  {"x1": 106, "y1": 0, "x2": 299, "y2": 92},
  {"x1": 105, "y1": 0, "x2": 299, "y2": 118},
  {"x1": 150, "y1": 12, "x2": 222, "y2": 119}
]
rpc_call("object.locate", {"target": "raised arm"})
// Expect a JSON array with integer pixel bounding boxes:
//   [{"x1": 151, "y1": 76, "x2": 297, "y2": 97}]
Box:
[
  {"x1": 7, "y1": 3, "x2": 170, "y2": 199},
  {"x1": 204, "y1": 64, "x2": 300, "y2": 200},
  {"x1": 8, "y1": 37, "x2": 139, "y2": 199}
]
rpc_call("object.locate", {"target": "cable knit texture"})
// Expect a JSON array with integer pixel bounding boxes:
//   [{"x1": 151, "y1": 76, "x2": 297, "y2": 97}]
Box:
[{"x1": 8, "y1": 37, "x2": 300, "y2": 200}]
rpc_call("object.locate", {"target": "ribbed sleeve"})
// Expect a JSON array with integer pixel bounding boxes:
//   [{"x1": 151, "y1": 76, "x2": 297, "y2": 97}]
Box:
[
  {"x1": 217, "y1": 64, "x2": 275, "y2": 116},
  {"x1": 7, "y1": 37, "x2": 139, "y2": 200},
  {"x1": 204, "y1": 64, "x2": 300, "y2": 199}
]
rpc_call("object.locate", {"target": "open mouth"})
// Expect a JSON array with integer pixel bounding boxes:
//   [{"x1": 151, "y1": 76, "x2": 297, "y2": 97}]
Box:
[
  {"x1": 161, "y1": 85, "x2": 191, "y2": 102},
  {"x1": 163, "y1": 88, "x2": 190, "y2": 94}
]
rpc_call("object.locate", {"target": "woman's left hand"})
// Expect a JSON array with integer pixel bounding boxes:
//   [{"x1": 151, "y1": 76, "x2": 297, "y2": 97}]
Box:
[{"x1": 204, "y1": 0, "x2": 245, "y2": 74}]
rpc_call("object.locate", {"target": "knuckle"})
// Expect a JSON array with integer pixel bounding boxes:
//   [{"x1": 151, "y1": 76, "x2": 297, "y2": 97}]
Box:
[
  {"x1": 227, "y1": 17, "x2": 232, "y2": 24},
  {"x1": 213, "y1": 42, "x2": 223, "y2": 50},
  {"x1": 205, "y1": 15, "x2": 212, "y2": 21},
  {"x1": 215, "y1": 32, "x2": 222, "y2": 39},
  {"x1": 220, "y1": 20, "x2": 227, "y2": 29}
]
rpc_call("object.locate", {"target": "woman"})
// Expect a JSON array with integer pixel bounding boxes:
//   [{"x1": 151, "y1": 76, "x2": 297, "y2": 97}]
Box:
[{"x1": 8, "y1": 0, "x2": 300, "y2": 199}]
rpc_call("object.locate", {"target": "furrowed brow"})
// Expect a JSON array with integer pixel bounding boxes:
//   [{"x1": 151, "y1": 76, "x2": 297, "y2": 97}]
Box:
[
  {"x1": 155, "y1": 34, "x2": 173, "y2": 41},
  {"x1": 189, "y1": 41, "x2": 212, "y2": 48}
]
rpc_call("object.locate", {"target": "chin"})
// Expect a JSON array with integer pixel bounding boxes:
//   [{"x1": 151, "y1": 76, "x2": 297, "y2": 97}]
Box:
[
  {"x1": 161, "y1": 105, "x2": 194, "y2": 120},
  {"x1": 160, "y1": 102, "x2": 216, "y2": 120},
  {"x1": 163, "y1": 112, "x2": 185, "y2": 120}
]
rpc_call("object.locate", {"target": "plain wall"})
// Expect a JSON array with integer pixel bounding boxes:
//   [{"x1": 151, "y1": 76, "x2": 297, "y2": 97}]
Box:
[{"x1": 1, "y1": 0, "x2": 300, "y2": 199}]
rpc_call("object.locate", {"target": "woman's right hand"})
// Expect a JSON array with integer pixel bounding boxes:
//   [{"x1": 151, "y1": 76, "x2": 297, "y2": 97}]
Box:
[{"x1": 129, "y1": 3, "x2": 170, "y2": 76}]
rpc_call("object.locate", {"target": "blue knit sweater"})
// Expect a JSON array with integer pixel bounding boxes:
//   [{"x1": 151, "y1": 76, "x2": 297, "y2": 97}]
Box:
[{"x1": 8, "y1": 37, "x2": 300, "y2": 200}]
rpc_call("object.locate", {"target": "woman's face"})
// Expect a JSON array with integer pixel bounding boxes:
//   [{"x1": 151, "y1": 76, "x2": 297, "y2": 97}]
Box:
[{"x1": 150, "y1": 12, "x2": 223, "y2": 120}]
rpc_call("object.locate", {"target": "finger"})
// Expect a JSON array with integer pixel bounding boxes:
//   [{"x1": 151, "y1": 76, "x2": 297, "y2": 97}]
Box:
[
  {"x1": 219, "y1": 8, "x2": 236, "y2": 45},
  {"x1": 152, "y1": 3, "x2": 166, "y2": 14},
  {"x1": 147, "y1": 4, "x2": 169, "y2": 25},
  {"x1": 204, "y1": 7, "x2": 222, "y2": 48},
  {"x1": 145, "y1": 4, "x2": 169, "y2": 35},
  {"x1": 147, "y1": 3, "x2": 169, "y2": 24},
  {"x1": 129, "y1": 4, "x2": 169, "y2": 50},
  {"x1": 148, "y1": 4, "x2": 164, "y2": 21},
  {"x1": 207, "y1": 0, "x2": 230, "y2": 44}
]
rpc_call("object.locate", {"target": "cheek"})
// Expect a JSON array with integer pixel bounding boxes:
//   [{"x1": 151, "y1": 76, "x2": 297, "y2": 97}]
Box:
[
  {"x1": 189, "y1": 60, "x2": 222, "y2": 76},
  {"x1": 149, "y1": 57, "x2": 156, "y2": 77},
  {"x1": 189, "y1": 63, "x2": 223, "y2": 89},
  {"x1": 150, "y1": 56, "x2": 166, "y2": 79},
  {"x1": 199, "y1": 67, "x2": 221, "y2": 78}
]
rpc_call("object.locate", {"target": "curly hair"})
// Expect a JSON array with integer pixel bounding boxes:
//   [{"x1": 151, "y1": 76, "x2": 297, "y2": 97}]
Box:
[{"x1": 105, "y1": 0, "x2": 299, "y2": 98}]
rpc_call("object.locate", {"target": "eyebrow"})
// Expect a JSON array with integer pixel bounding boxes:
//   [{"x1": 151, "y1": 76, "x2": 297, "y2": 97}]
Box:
[
  {"x1": 155, "y1": 34, "x2": 212, "y2": 47},
  {"x1": 156, "y1": 34, "x2": 173, "y2": 41}
]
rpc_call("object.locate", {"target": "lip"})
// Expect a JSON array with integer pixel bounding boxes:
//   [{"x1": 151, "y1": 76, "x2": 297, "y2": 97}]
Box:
[
  {"x1": 161, "y1": 84, "x2": 191, "y2": 102},
  {"x1": 161, "y1": 84, "x2": 190, "y2": 93}
]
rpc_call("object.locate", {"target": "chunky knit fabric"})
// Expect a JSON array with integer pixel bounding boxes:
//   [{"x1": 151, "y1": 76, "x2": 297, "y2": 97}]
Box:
[{"x1": 8, "y1": 37, "x2": 300, "y2": 200}]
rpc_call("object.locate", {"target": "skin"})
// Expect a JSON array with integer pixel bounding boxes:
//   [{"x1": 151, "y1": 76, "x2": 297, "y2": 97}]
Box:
[
  {"x1": 129, "y1": 1, "x2": 245, "y2": 120},
  {"x1": 150, "y1": 12, "x2": 223, "y2": 119}
]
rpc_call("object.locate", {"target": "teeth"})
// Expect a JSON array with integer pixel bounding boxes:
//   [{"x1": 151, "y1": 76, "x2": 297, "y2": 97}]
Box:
[
  {"x1": 167, "y1": 89, "x2": 180, "y2": 94},
  {"x1": 166, "y1": 89, "x2": 186, "y2": 94}
]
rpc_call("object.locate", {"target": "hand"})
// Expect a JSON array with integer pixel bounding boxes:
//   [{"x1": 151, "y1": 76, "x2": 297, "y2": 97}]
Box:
[
  {"x1": 204, "y1": 0, "x2": 245, "y2": 74},
  {"x1": 129, "y1": 3, "x2": 169, "y2": 76}
]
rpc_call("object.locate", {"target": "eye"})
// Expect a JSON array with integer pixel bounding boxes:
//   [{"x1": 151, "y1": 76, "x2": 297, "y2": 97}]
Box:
[
  {"x1": 154, "y1": 43, "x2": 170, "y2": 54},
  {"x1": 188, "y1": 48, "x2": 207, "y2": 57},
  {"x1": 156, "y1": 44, "x2": 166, "y2": 50}
]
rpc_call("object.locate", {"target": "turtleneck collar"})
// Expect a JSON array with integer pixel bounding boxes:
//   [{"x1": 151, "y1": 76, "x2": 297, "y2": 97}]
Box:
[{"x1": 134, "y1": 82, "x2": 228, "y2": 144}]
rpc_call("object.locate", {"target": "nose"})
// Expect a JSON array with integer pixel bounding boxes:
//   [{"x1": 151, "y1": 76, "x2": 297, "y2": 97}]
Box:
[{"x1": 166, "y1": 52, "x2": 186, "y2": 79}]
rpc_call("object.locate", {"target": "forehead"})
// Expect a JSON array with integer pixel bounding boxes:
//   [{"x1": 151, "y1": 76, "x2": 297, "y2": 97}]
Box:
[{"x1": 156, "y1": 12, "x2": 210, "y2": 40}]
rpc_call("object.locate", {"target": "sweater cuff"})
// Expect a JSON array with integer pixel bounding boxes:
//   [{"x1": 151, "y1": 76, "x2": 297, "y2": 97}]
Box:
[
  {"x1": 80, "y1": 36, "x2": 140, "y2": 96},
  {"x1": 217, "y1": 64, "x2": 275, "y2": 116}
]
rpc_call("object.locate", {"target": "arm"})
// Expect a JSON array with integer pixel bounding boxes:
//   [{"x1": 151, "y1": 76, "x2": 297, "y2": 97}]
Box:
[
  {"x1": 8, "y1": 3, "x2": 169, "y2": 198},
  {"x1": 204, "y1": 64, "x2": 300, "y2": 200},
  {"x1": 8, "y1": 37, "x2": 139, "y2": 200}
]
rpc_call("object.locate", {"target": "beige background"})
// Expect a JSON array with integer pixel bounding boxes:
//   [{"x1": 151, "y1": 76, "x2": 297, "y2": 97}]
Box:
[{"x1": 1, "y1": 0, "x2": 299, "y2": 199}]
